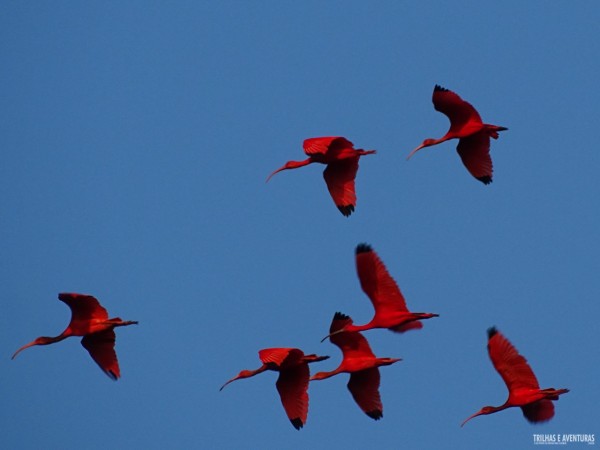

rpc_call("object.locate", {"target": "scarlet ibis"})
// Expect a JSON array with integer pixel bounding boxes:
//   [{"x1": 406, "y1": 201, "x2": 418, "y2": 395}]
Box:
[
  {"x1": 461, "y1": 327, "x2": 569, "y2": 426},
  {"x1": 321, "y1": 243, "x2": 438, "y2": 342},
  {"x1": 311, "y1": 312, "x2": 401, "y2": 420},
  {"x1": 407, "y1": 85, "x2": 507, "y2": 184},
  {"x1": 12, "y1": 293, "x2": 137, "y2": 380},
  {"x1": 267, "y1": 136, "x2": 376, "y2": 216},
  {"x1": 220, "y1": 347, "x2": 329, "y2": 430}
]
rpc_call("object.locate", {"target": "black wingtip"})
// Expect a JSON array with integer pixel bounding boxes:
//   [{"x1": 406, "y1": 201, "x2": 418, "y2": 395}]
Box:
[
  {"x1": 355, "y1": 243, "x2": 372, "y2": 254},
  {"x1": 338, "y1": 205, "x2": 354, "y2": 217},
  {"x1": 333, "y1": 311, "x2": 350, "y2": 321},
  {"x1": 290, "y1": 418, "x2": 304, "y2": 430},
  {"x1": 106, "y1": 370, "x2": 119, "y2": 381},
  {"x1": 366, "y1": 410, "x2": 383, "y2": 420},
  {"x1": 487, "y1": 326, "x2": 498, "y2": 339},
  {"x1": 434, "y1": 84, "x2": 448, "y2": 92},
  {"x1": 477, "y1": 176, "x2": 493, "y2": 185}
]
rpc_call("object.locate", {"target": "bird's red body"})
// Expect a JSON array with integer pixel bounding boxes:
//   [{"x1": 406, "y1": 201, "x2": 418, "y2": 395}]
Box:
[
  {"x1": 461, "y1": 327, "x2": 569, "y2": 426},
  {"x1": 12, "y1": 293, "x2": 137, "y2": 380},
  {"x1": 408, "y1": 85, "x2": 507, "y2": 184},
  {"x1": 322, "y1": 244, "x2": 438, "y2": 341},
  {"x1": 311, "y1": 312, "x2": 401, "y2": 420},
  {"x1": 267, "y1": 136, "x2": 376, "y2": 217},
  {"x1": 220, "y1": 347, "x2": 329, "y2": 430}
]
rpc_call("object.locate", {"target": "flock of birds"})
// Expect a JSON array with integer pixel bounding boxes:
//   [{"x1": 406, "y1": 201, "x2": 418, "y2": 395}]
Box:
[{"x1": 11, "y1": 85, "x2": 569, "y2": 430}]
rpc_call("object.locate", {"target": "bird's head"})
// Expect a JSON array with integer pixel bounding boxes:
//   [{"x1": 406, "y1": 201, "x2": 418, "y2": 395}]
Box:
[
  {"x1": 460, "y1": 406, "x2": 498, "y2": 427},
  {"x1": 320, "y1": 311, "x2": 354, "y2": 342},
  {"x1": 219, "y1": 369, "x2": 258, "y2": 391},
  {"x1": 266, "y1": 159, "x2": 312, "y2": 182},
  {"x1": 406, "y1": 139, "x2": 436, "y2": 160}
]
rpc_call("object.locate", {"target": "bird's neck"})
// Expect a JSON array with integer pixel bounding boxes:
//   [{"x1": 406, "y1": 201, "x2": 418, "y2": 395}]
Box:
[
  {"x1": 37, "y1": 333, "x2": 70, "y2": 345},
  {"x1": 286, "y1": 158, "x2": 314, "y2": 169},
  {"x1": 432, "y1": 134, "x2": 455, "y2": 145},
  {"x1": 491, "y1": 403, "x2": 511, "y2": 413},
  {"x1": 343, "y1": 322, "x2": 371, "y2": 333},
  {"x1": 246, "y1": 366, "x2": 269, "y2": 378},
  {"x1": 312, "y1": 366, "x2": 343, "y2": 380}
]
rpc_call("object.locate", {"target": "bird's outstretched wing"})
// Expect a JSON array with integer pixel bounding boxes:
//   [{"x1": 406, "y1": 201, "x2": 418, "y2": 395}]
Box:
[
  {"x1": 487, "y1": 327, "x2": 540, "y2": 394},
  {"x1": 81, "y1": 329, "x2": 120, "y2": 380},
  {"x1": 347, "y1": 367, "x2": 383, "y2": 420},
  {"x1": 323, "y1": 158, "x2": 359, "y2": 217},
  {"x1": 355, "y1": 244, "x2": 409, "y2": 315},
  {"x1": 456, "y1": 131, "x2": 493, "y2": 184},
  {"x1": 276, "y1": 362, "x2": 310, "y2": 430},
  {"x1": 432, "y1": 85, "x2": 482, "y2": 134}
]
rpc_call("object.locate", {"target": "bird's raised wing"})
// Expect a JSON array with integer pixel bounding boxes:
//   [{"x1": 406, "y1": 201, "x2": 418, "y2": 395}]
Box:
[
  {"x1": 456, "y1": 131, "x2": 493, "y2": 184},
  {"x1": 303, "y1": 136, "x2": 353, "y2": 156},
  {"x1": 347, "y1": 367, "x2": 383, "y2": 420},
  {"x1": 276, "y1": 362, "x2": 310, "y2": 430},
  {"x1": 329, "y1": 312, "x2": 376, "y2": 360},
  {"x1": 323, "y1": 157, "x2": 359, "y2": 217},
  {"x1": 58, "y1": 293, "x2": 109, "y2": 324},
  {"x1": 355, "y1": 244, "x2": 409, "y2": 315},
  {"x1": 487, "y1": 327, "x2": 540, "y2": 394},
  {"x1": 258, "y1": 348, "x2": 303, "y2": 369},
  {"x1": 521, "y1": 399, "x2": 555, "y2": 423},
  {"x1": 81, "y1": 329, "x2": 120, "y2": 380},
  {"x1": 433, "y1": 85, "x2": 482, "y2": 134}
]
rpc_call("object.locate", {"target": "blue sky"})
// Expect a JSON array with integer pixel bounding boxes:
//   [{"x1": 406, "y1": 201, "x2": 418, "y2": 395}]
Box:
[{"x1": 1, "y1": 2, "x2": 598, "y2": 449}]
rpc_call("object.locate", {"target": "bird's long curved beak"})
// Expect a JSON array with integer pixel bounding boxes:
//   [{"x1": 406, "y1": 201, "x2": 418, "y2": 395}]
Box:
[
  {"x1": 406, "y1": 143, "x2": 425, "y2": 161},
  {"x1": 460, "y1": 411, "x2": 482, "y2": 427},
  {"x1": 219, "y1": 376, "x2": 238, "y2": 392},
  {"x1": 320, "y1": 329, "x2": 343, "y2": 343},
  {"x1": 266, "y1": 166, "x2": 285, "y2": 183},
  {"x1": 11, "y1": 341, "x2": 36, "y2": 360}
]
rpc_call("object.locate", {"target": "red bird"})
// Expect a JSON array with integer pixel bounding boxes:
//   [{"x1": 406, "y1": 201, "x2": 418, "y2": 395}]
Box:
[
  {"x1": 220, "y1": 347, "x2": 329, "y2": 430},
  {"x1": 407, "y1": 85, "x2": 507, "y2": 184},
  {"x1": 267, "y1": 136, "x2": 376, "y2": 216},
  {"x1": 322, "y1": 243, "x2": 438, "y2": 341},
  {"x1": 461, "y1": 327, "x2": 569, "y2": 426},
  {"x1": 12, "y1": 293, "x2": 137, "y2": 380},
  {"x1": 311, "y1": 312, "x2": 401, "y2": 420}
]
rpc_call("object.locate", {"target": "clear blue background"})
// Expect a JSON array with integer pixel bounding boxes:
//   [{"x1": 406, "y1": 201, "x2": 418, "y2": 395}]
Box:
[{"x1": 1, "y1": 2, "x2": 598, "y2": 449}]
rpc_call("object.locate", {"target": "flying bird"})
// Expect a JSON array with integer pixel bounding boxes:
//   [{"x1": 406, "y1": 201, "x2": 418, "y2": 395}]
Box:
[
  {"x1": 321, "y1": 243, "x2": 438, "y2": 342},
  {"x1": 267, "y1": 136, "x2": 376, "y2": 216},
  {"x1": 407, "y1": 85, "x2": 507, "y2": 184},
  {"x1": 461, "y1": 327, "x2": 569, "y2": 426},
  {"x1": 12, "y1": 293, "x2": 137, "y2": 380},
  {"x1": 220, "y1": 347, "x2": 329, "y2": 430},
  {"x1": 311, "y1": 312, "x2": 401, "y2": 420}
]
